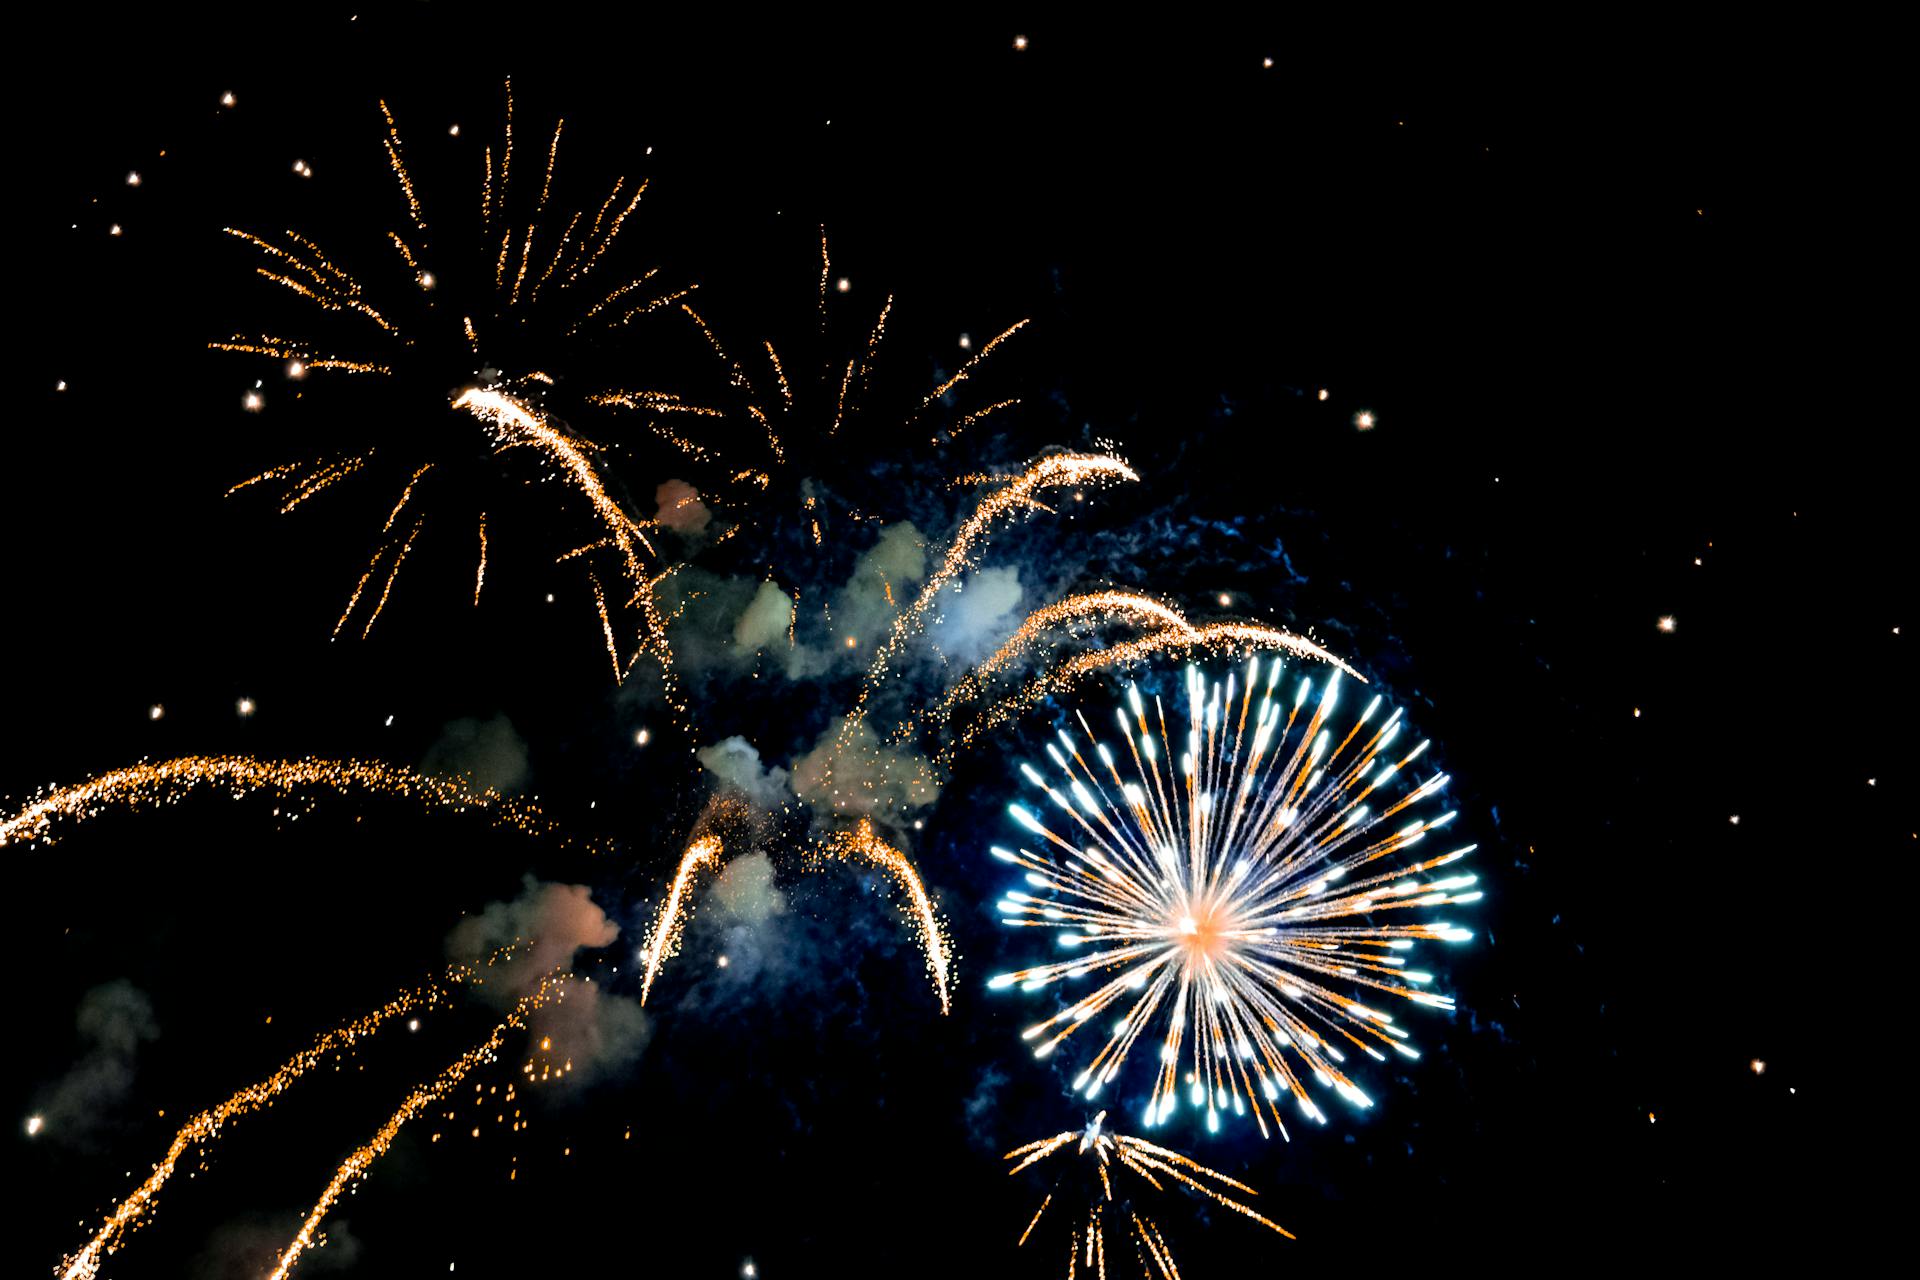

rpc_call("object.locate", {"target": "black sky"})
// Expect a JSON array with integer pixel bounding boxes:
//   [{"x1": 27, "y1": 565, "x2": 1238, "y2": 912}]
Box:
[{"x1": 5, "y1": 10, "x2": 1903, "y2": 1276}]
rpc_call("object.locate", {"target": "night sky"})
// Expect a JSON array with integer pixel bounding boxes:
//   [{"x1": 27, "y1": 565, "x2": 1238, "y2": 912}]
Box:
[{"x1": 7, "y1": 13, "x2": 1900, "y2": 1276}]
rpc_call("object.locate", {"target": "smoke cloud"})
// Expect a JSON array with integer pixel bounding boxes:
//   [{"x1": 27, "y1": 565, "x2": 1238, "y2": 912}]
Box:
[
  {"x1": 930, "y1": 564, "x2": 1025, "y2": 662},
  {"x1": 790, "y1": 715, "x2": 941, "y2": 823},
  {"x1": 32, "y1": 979, "x2": 158, "y2": 1145},
  {"x1": 708, "y1": 850, "x2": 787, "y2": 925},
  {"x1": 654, "y1": 478, "x2": 712, "y2": 534},
  {"x1": 190, "y1": 1214, "x2": 360, "y2": 1279},
  {"x1": 446, "y1": 877, "x2": 651, "y2": 1081},
  {"x1": 733, "y1": 579, "x2": 795, "y2": 651},
  {"x1": 421, "y1": 714, "x2": 531, "y2": 795},
  {"x1": 696, "y1": 736, "x2": 793, "y2": 809}
]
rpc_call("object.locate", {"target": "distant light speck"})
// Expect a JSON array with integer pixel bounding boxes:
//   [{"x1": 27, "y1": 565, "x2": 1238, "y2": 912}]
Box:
[
  {"x1": 1657, "y1": 615, "x2": 1677, "y2": 633},
  {"x1": 236, "y1": 697, "x2": 256, "y2": 717},
  {"x1": 1354, "y1": 410, "x2": 1376, "y2": 429},
  {"x1": 126, "y1": 171, "x2": 142, "y2": 187},
  {"x1": 148, "y1": 704, "x2": 164, "y2": 721},
  {"x1": 25, "y1": 1115, "x2": 43, "y2": 1137}
]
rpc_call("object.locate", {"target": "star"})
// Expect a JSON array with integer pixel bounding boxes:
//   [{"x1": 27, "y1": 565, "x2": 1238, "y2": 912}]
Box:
[{"x1": 1656, "y1": 615, "x2": 1677, "y2": 633}]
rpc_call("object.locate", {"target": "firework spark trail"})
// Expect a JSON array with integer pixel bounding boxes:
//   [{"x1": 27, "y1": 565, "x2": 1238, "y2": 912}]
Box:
[
  {"x1": 452, "y1": 388, "x2": 679, "y2": 701},
  {"x1": 989, "y1": 658, "x2": 1479, "y2": 1139},
  {"x1": 639, "y1": 835, "x2": 723, "y2": 1006},
  {"x1": 898, "y1": 592, "x2": 1314, "y2": 745},
  {"x1": 208, "y1": 339, "x2": 389, "y2": 374},
  {"x1": 54, "y1": 965, "x2": 494, "y2": 1280},
  {"x1": 817, "y1": 820, "x2": 953, "y2": 1014},
  {"x1": 1007, "y1": 1109, "x2": 1291, "y2": 1280},
  {"x1": 266, "y1": 973, "x2": 569, "y2": 1280},
  {"x1": 474, "y1": 513, "x2": 488, "y2": 604},
  {"x1": 281, "y1": 454, "x2": 371, "y2": 515},
  {"x1": 845, "y1": 453, "x2": 1141, "y2": 747},
  {"x1": 0, "y1": 756, "x2": 572, "y2": 849},
  {"x1": 360, "y1": 516, "x2": 424, "y2": 639},
  {"x1": 377, "y1": 99, "x2": 424, "y2": 232},
  {"x1": 925, "y1": 594, "x2": 1361, "y2": 762},
  {"x1": 934, "y1": 397, "x2": 1020, "y2": 445},
  {"x1": 909, "y1": 319, "x2": 1030, "y2": 422}
]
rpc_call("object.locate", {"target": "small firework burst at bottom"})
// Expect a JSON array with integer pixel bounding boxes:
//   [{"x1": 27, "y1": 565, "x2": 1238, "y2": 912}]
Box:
[{"x1": 1007, "y1": 1109, "x2": 1291, "y2": 1278}]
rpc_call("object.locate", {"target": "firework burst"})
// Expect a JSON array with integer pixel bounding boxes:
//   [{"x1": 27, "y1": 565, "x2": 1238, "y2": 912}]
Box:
[
  {"x1": 989, "y1": 658, "x2": 1479, "y2": 1139},
  {"x1": 1008, "y1": 1108, "x2": 1291, "y2": 1279},
  {"x1": 216, "y1": 82, "x2": 692, "y2": 676}
]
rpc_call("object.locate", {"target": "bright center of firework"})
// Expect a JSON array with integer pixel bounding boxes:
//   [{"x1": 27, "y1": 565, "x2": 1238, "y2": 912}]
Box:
[
  {"x1": 994, "y1": 659, "x2": 1479, "y2": 1138},
  {"x1": 1173, "y1": 898, "x2": 1236, "y2": 965}
]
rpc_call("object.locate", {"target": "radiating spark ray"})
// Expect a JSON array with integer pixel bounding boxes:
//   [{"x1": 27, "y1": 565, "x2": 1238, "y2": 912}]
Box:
[
  {"x1": 640, "y1": 836, "x2": 724, "y2": 1005},
  {"x1": 378, "y1": 99, "x2": 426, "y2": 232},
  {"x1": 361, "y1": 517, "x2": 424, "y2": 639}
]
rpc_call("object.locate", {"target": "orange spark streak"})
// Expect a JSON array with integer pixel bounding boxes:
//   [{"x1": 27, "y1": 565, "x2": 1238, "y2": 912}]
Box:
[{"x1": 639, "y1": 836, "x2": 723, "y2": 1005}]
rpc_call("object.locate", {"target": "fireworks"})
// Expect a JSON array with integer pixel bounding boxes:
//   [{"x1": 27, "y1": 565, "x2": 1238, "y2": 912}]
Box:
[
  {"x1": 989, "y1": 658, "x2": 1479, "y2": 1138},
  {"x1": 639, "y1": 834, "x2": 723, "y2": 1006},
  {"x1": 57, "y1": 972, "x2": 477, "y2": 1280},
  {"x1": 267, "y1": 972, "x2": 572, "y2": 1279},
  {"x1": 216, "y1": 85, "x2": 687, "y2": 670},
  {"x1": 816, "y1": 819, "x2": 954, "y2": 1013},
  {"x1": 637, "y1": 824, "x2": 953, "y2": 1013},
  {"x1": 844, "y1": 453, "x2": 1142, "y2": 747},
  {"x1": 1007, "y1": 1109, "x2": 1291, "y2": 1279},
  {"x1": 905, "y1": 589, "x2": 1358, "y2": 761},
  {"x1": 0, "y1": 754, "x2": 577, "y2": 849}
]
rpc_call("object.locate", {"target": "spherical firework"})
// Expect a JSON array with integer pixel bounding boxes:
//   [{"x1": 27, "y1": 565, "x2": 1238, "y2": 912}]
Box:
[{"x1": 989, "y1": 657, "x2": 1480, "y2": 1138}]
